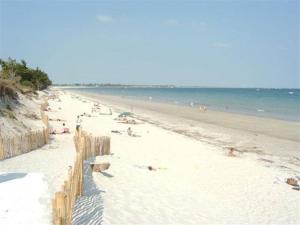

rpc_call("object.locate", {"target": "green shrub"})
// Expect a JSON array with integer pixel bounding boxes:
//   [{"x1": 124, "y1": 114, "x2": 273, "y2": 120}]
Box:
[{"x1": 0, "y1": 58, "x2": 52, "y2": 91}]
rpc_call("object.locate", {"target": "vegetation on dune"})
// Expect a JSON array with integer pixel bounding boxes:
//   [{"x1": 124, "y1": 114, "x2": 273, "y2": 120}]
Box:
[
  {"x1": 0, "y1": 57, "x2": 52, "y2": 93},
  {"x1": 0, "y1": 79, "x2": 18, "y2": 99}
]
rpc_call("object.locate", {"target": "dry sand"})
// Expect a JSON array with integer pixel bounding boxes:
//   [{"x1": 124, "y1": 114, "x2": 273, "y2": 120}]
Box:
[
  {"x1": 0, "y1": 91, "x2": 77, "y2": 225},
  {"x1": 71, "y1": 91, "x2": 300, "y2": 173},
  {"x1": 63, "y1": 90, "x2": 299, "y2": 225},
  {"x1": 1, "y1": 89, "x2": 299, "y2": 225}
]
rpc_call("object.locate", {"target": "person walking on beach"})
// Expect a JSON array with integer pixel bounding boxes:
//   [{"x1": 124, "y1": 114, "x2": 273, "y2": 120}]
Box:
[{"x1": 76, "y1": 115, "x2": 82, "y2": 131}]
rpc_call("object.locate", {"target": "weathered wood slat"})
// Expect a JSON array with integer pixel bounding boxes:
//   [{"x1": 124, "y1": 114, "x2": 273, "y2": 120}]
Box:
[
  {"x1": 52, "y1": 130, "x2": 111, "y2": 225},
  {"x1": 0, "y1": 109, "x2": 49, "y2": 160}
]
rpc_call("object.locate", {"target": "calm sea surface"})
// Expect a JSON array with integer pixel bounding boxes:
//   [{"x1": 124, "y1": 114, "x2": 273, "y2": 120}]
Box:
[{"x1": 70, "y1": 87, "x2": 300, "y2": 122}]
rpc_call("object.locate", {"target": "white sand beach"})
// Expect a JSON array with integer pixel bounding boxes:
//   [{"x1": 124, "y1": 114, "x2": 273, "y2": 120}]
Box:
[
  {"x1": 1, "y1": 89, "x2": 299, "y2": 225},
  {"x1": 71, "y1": 90, "x2": 300, "y2": 173},
  {"x1": 1, "y1": 1, "x2": 299, "y2": 224},
  {"x1": 66, "y1": 90, "x2": 300, "y2": 225}
]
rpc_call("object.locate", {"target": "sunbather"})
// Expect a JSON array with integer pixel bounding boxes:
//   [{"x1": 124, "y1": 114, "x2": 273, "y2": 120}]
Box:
[
  {"x1": 62, "y1": 123, "x2": 70, "y2": 133},
  {"x1": 228, "y1": 147, "x2": 236, "y2": 157},
  {"x1": 111, "y1": 130, "x2": 122, "y2": 134}
]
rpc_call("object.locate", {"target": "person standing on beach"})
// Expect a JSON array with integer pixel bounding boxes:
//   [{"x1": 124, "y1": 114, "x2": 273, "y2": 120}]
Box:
[
  {"x1": 127, "y1": 127, "x2": 132, "y2": 136},
  {"x1": 76, "y1": 115, "x2": 82, "y2": 131}
]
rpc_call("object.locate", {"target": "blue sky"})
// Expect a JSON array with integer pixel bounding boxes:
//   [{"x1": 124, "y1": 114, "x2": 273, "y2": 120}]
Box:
[{"x1": 0, "y1": 0, "x2": 299, "y2": 88}]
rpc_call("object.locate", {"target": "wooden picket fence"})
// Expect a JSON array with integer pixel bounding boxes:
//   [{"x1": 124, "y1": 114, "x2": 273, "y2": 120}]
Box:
[
  {"x1": 52, "y1": 130, "x2": 110, "y2": 225},
  {"x1": 41, "y1": 101, "x2": 49, "y2": 111},
  {"x1": 0, "y1": 128, "x2": 49, "y2": 160},
  {"x1": 0, "y1": 109, "x2": 49, "y2": 160}
]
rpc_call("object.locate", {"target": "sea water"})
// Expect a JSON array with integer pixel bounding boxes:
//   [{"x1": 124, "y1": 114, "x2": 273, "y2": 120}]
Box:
[{"x1": 70, "y1": 87, "x2": 300, "y2": 122}]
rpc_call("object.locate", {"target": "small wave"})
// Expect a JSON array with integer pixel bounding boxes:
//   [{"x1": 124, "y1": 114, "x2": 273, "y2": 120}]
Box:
[
  {"x1": 257, "y1": 109, "x2": 265, "y2": 112},
  {"x1": 288, "y1": 92, "x2": 294, "y2": 95}
]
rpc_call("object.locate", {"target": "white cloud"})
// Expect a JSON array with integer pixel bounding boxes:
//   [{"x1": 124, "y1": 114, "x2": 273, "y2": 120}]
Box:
[
  {"x1": 164, "y1": 19, "x2": 179, "y2": 26},
  {"x1": 212, "y1": 42, "x2": 230, "y2": 48},
  {"x1": 97, "y1": 15, "x2": 113, "y2": 23}
]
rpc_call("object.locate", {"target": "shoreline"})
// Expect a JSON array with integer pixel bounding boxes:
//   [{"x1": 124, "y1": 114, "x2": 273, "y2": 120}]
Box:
[
  {"x1": 60, "y1": 87, "x2": 300, "y2": 123},
  {"x1": 67, "y1": 89, "x2": 300, "y2": 173}
]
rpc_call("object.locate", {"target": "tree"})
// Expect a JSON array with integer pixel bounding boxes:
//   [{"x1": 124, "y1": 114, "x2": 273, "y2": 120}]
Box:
[{"x1": 0, "y1": 58, "x2": 52, "y2": 91}]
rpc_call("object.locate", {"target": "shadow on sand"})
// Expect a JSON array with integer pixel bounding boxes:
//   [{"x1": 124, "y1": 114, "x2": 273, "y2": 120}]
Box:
[
  {"x1": 0, "y1": 173, "x2": 27, "y2": 183},
  {"x1": 100, "y1": 171, "x2": 114, "y2": 178},
  {"x1": 72, "y1": 159, "x2": 105, "y2": 225}
]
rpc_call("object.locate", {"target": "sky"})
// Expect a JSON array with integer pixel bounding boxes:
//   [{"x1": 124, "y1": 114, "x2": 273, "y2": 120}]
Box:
[{"x1": 0, "y1": 0, "x2": 299, "y2": 88}]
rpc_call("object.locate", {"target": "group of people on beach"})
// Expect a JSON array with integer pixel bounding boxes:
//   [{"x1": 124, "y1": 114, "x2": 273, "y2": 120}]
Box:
[
  {"x1": 50, "y1": 122, "x2": 70, "y2": 135},
  {"x1": 48, "y1": 109, "x2": 83, "y2": 135}
]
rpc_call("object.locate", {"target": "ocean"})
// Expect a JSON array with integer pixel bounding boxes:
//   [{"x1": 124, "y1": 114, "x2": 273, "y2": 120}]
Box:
[{"x1": 69, "y1": 87, "x2": 300, "y2": 122}]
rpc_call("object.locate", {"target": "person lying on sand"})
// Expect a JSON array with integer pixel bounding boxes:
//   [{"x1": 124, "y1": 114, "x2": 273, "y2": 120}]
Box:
[
  {"x1": 133, "y1": 165, "x2": 167, "y2": 171},
  {"x1": 50, "y1": 129, "x2": 57, "y2": 135},
  {"x1": 228, "y1": 147, "x2": 236, "y2": 157},
  {"x1": 91, "y1": 104, "x2": 101, "y2": 113},
  {"x1": 111, "y1": 130, "x2": 122, "y2": 134},
  {"x1": 49, "y1": 118, "x2": 66, "y2": 122},
  {"x1": 50, "y1": 130, "x2": 70, "y2": 135},
  {"x1": 148, "y1": 166, "x2": 156, "y2": 171},
  {"x1": 128, "y1": 119, "x2": 136, "y2": 124},
  {"x1": 62, "y1": 123, "x2": 70, "y2": 133},
  {"x1": 119, "y1": 119, "x2": 137, "y2": 124},
  {"x1": 81, "y1": 112, "x2": 92, "y2": 117},
  {"x1": 50, "y1": 127, "x2": 70, "y2": 135}
]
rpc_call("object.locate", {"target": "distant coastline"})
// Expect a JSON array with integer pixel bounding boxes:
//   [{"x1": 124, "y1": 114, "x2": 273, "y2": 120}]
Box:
[{"x1": 53, "y1": 84, "x2": 300, "y2": 89}]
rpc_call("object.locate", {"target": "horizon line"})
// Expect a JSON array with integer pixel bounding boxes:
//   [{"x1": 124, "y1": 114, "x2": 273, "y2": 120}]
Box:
[{"x1": 52, "y1": 83, "x2": 300, "y2": 89}]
